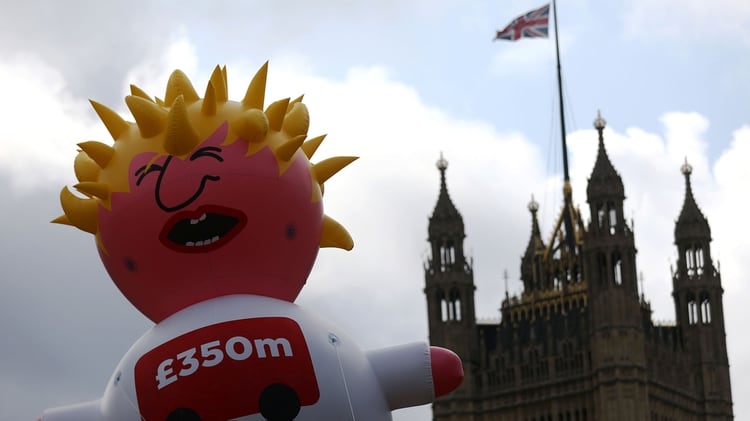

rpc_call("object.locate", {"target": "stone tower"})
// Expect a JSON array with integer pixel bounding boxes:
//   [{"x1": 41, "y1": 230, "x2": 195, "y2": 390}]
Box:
[
  {"x1": 582, "y1": 113, "x2": 649, "y2": 419},
  {"x1": 422, "y1": 112, "x2": 733, "y2": 421},
  {"x1": 672, "y1": 159, "x2": 733, "y2": 419},
  {"x1": 423, "y1": 153, "x2": 478, "y2": 417}
]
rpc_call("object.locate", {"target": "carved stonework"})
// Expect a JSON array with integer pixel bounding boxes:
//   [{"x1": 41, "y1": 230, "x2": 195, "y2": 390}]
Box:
[{"x1": 424, "y1": 121, "x2": 733, "y2": 420}]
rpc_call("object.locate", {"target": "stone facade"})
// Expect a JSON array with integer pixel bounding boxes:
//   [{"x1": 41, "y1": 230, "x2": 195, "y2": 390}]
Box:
[{"x1": 423, "y1": 119, "x2": 733, "y2": 420}]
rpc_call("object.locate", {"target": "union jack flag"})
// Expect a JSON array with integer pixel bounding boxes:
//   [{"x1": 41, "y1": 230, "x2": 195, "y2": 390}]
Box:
[{"x1": 494, "y1": 3, "x2": 550, "y2": 41}]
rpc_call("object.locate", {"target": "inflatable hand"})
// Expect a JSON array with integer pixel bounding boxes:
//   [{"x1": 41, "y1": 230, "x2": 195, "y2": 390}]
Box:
[{"x1": 429, "y1": 346, "x2": 464, "y2": 397}]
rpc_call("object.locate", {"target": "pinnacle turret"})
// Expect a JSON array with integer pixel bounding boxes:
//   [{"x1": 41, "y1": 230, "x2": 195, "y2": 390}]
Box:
[
  {"x1": 586, "y1": 111, "x2": 624, "y2": 200},
  {"x1": 675, "y1": 158, "x2": 711, "y2": 242},
  {"x1": 429, "y1": 153, "x2": 464, "y2": 238},
  {"x1": 520, "y1": 195, "x2": 545, "y2": 292}
]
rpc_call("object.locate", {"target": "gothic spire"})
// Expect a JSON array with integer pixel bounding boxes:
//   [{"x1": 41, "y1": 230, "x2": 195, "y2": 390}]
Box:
[
  {"x1": 675, "y1": 158, "x2": 711, "y2": 242},
  {"x1": 586, "y1": 111, "x2": 624, "y2": 200},
  {"x1": 430, "y1": 152, "x2": 464, "y2": 231},
  {"x1": 427, "y1": 153, "x2": 467, "y2": 273},
  {"x1": 521, "y1": 195, "x2": 545, "y2": 291},
  {"x1": 523, "y1": 195, "x2": 544, "y2": 257}
]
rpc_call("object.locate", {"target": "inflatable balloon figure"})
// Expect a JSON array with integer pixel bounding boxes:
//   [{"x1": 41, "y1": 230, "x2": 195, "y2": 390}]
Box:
[{"x1": 40, "y1": 63, "x2": 463, "y2": 421}]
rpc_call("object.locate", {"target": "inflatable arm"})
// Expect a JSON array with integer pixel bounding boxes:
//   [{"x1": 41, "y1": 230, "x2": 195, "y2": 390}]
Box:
[
  {"x1": 366, "y1": 343, "x2": 463, "y2": 410},
  {"x1": 40, "y1": 400, "x2": 101, "y2": 421}
]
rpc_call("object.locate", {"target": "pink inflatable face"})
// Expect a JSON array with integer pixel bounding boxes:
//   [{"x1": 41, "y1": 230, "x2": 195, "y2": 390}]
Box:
[
  {"x1": 96, "y1": 122, "x2": 323, "y2": 322},
  {"x1": 56, "y1": 66, "x2": 355, "y2": 322}
]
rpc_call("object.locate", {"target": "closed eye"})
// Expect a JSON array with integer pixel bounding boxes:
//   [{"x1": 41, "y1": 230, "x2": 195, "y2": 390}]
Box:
[
  {"x1": 135, "y1": 163, "x2": 163, "y2": 186},
  {"x1": 190, "y1": 146, "x2": 224, "y2": 162}
]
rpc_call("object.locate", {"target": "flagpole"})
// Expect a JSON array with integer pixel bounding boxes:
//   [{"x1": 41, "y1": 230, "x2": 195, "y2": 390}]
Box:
[
  {"x1": 552, "y1": 0, "x2": 577, "y2": 253},
  {"x1": 552, "y1": 0, "x2": 570, "y2": 186},
  {"x1": 493, "y1": 1, "x2": 576, "y2": 251}
]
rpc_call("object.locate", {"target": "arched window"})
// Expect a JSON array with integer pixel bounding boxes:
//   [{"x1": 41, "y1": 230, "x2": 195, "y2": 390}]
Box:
[
  {"x1": 685, "y1": 247, "x2": 696, "y2": 276},
  {"x1": 448, "y1": 288, "x2": 462, "y2": 321},
  {"x1": 687, "y1": 293, "x2": 698, "y2": 325},
  {"x1": 608, "y1": 202, "x2": 617, "y2": 235},
  {"x1": 695, "y1": 245, "x2": 704, "y2": 275},
  {"x1": 685, "y1": 244, "x2": 707, "y2": 277},
  {"x1": 440, "y1": 240, "x2": 455, "y2": 271},
  {"x1": 438, "y1": 290, "x2": 447, "y2": 322},
  {"x1": 597, "y1": 204, "x2": 606, "y2": 231},
  {"x1": 612, "y1": 252, "x2": 623, "y2": 285},
  {"x1": 700, "y1": 293, "x2": 711, "y2": 324}
]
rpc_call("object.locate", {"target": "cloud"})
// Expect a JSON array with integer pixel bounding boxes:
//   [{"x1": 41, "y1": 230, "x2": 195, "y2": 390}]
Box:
[
  {"x1": 123, "y1": 36, "x2": 199, "y2": 100},
  {"x1": 708, "y1": 125, "x2": 750, "y2": 377},
  {"x1": 0, "y1": 54, "x2": 108, "y2": 191},
  {"x1": 2, "y1": 37, "x2": 749, "y2": 421},
  {"x1": 0, "y1": 36, "x2": 199, "y2": 192},
  {"x1": 0, "y1": 1, "x2": 182, "y2": 104}
]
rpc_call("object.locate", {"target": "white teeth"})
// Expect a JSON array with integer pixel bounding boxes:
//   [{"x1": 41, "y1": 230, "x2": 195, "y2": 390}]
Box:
[
  {"x1": 201, "y1": 236, "x2": 221, "y2": 245},
  {"x1": 190, "y1": 213, "x2": 207, "y2": 225},
  {"x1": 183, "y1": 235, "x2": 222, "y2": 247}
]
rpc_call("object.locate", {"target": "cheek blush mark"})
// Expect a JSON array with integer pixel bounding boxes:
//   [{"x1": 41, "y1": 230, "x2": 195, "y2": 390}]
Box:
[
  {"x1": 124, "y1": 257, "x2": 137, "y2": 272},
  {"x1": 285, "y1": 224, "x2": 297, "y2": 240}
]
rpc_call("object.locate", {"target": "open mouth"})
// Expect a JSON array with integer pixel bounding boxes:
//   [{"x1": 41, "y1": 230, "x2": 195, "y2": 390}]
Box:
[{"x1": 159, "y1": 205, "x2": 247, "y2": 253}]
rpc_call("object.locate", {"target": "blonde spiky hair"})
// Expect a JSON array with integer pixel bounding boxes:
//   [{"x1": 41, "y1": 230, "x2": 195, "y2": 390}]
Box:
[{"x1": 53, "y1": 63, "x2": 356, "y2": 250}]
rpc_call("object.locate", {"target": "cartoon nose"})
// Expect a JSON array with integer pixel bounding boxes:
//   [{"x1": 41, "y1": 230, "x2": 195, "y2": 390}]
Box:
[
  {"x1": 155, "y1": 156, "x2": 220, "y2": 213},
  {"x1": 259, "y1": 383, "x2": 301, "y2": 421}
]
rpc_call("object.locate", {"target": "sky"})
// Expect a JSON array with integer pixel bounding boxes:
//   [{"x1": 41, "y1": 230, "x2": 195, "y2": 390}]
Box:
[{"x1": 0, "y1": 0, "x2": 749, "y2": 419}]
